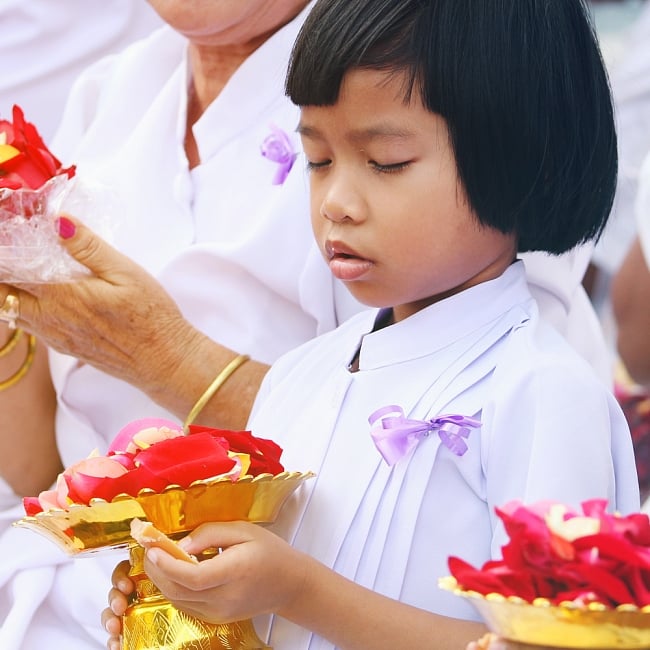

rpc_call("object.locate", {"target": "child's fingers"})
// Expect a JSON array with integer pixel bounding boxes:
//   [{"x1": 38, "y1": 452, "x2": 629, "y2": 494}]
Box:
[
  {"x1": 106, "y1": 587, "x2": 130, "y2": 616},
  {"x1": 144, "y1": 546, "x2": 203, "y2": 585},
  {"x1": 471, "y1": 633, "x2": 498, "y2": 649},
  {"x1": 111, "y1": 559, "x2": 134, "y2": 594},
  {"x1": 178, "y1": 521, "x2": 256, "y2": 555},
  {"x1": 100, "y1": 603, "x2": 123, "y2": 637},
  {"x1": 131, "y1": 519, "x2": 198, "y2": 563}
]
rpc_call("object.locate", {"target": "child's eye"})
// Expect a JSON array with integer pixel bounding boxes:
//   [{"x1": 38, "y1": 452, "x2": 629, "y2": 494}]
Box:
[
  {"x1": 305, "y1": 160, "x2": 331, "y2": 172},
  {"x1": 370, "y1": 160, "x2": 411, "y2": 174}
]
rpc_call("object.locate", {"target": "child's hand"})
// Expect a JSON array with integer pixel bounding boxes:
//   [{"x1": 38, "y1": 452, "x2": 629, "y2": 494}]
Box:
[
  {"x1": 466, "y1": 633, "x2": 498, "y2": 649},
  {"x1": 101, "y1": 559, "x2": 134, "y2": 650},
  {"x1": 142, "y1": 520, "x2": 310, "y2": 624},
  {"x1": 467, "y1": 635, "x2": 553, "y2": 650}
]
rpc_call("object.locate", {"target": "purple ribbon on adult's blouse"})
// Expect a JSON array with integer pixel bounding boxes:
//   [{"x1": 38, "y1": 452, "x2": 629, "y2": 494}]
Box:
[
  {"x1": 261, "y1": 125, "x2": 298, "y2": 185},
  {"x1": 368, "y1": 405, "x2": 481, "y2": 466}
]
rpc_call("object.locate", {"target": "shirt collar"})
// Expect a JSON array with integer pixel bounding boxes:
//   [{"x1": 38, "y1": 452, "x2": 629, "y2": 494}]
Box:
[{"x1": 356, "y1": 261, "x2": 533, "y2": 370}]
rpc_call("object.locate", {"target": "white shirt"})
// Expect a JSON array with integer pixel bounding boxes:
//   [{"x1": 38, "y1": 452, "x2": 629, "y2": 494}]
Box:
[{"x1": 249, "y1": 262, "x2": 639, "y2": 648}]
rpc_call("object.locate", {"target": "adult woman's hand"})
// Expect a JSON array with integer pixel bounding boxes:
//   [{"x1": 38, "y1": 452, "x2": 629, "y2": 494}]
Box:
[
  {"x1": 0, "y1": 214, "x2": 201, "y2": 496},
  {"x1": 0, "y1": 211, "x2": 269, "y2": 497},
  {"x1": 2, "y1": 215, "x2": 197, "y2": 392},
  {"x1": 1, "y1": 215, "x2": 268, "y2": 434}
]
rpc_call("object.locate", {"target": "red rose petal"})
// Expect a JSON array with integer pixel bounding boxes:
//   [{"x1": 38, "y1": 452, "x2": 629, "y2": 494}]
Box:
[
  {"x1": 135, "y1": 433, "x2": 236, "y2": 486},
  {"x1": 188, "y1": 425, "x2": 284, "y2": 475},
  {"x1": 23, "y1": 497, "x2": 43, "y2": 516}
]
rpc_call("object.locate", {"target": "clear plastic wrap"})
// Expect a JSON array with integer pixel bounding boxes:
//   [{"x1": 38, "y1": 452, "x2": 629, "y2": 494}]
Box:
[
  {"x1": 0, "y1": 173, "x2": 115, "y2": 283},
  {"x1": 0, "y1": 103, "x2": 115, "y2": 283}
]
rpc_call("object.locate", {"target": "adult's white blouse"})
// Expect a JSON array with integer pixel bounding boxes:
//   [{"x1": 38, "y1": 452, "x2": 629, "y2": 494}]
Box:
[{"x1": 0, "y1": 0, "x2": 162, "y2": 140}]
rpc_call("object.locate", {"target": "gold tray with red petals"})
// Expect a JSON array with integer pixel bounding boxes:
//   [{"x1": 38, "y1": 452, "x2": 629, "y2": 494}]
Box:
[
  {"x1": 440, "y1": 576, "x2": 650, "y2": 649},
  {"x1": 14, "y1": 471, "x2": 314, "y2": 555}
]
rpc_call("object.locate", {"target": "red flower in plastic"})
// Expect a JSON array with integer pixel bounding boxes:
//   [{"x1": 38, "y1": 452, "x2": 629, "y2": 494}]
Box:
[
  {"x1": 448, "y1": 499, "x2": 650, "y2": 608},
  {"x1": 23, "y1": 418, "x2": 285, "y2": 516},
  {"x1": 0, "y1": 105, "x2": 75, "y2": 190}
]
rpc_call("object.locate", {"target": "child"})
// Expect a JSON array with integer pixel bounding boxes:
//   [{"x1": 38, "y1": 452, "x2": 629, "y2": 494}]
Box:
[{"x1": 104, "y1": 1, "x2": 640, "y2": 648}]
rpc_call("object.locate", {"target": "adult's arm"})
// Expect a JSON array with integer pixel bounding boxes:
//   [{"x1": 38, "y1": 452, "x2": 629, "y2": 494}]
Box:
[
  {"x1": 0, "y1": 323, "x2": 60, "y2": 496},
  {"x1": 0, "y1": 218, "x2": 269, "y2": 496},
  {"x1": 611, "y1": 237, "x2": 650, "y2": 386}
]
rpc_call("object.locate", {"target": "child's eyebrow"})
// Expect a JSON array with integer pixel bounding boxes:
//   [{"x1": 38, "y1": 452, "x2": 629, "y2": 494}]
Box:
[
  {"x1": 296, "y1": 123, "x2": 322, "y2": 139},
  {"x1": 297, "y1": 122, "x2": 415, "y2": 143}
]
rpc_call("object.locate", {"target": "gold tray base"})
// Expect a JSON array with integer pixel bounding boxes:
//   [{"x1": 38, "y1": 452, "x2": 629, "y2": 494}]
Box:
[
  {"x1": 123, "y1": 544, "x2": 270, "y2": 650},
  {"x1": 123, "y1": 601, "x2": 269, "y2": 650}
]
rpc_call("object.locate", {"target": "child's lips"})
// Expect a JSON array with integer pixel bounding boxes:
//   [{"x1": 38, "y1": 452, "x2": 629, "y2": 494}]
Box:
[{"x1": 325, "y1": 241, "x2": 373, "y2": 281}]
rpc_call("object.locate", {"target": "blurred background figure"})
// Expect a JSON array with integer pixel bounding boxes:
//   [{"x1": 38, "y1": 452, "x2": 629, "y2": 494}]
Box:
[
  {"x1": 611, "y1": 151, "x2": 650, "y2": 504},
  {"x1": 589, "y1": 0, "x2": 650, "y2": 501},
  {"x1": 585, "y1": 0, "x2": 649, "y2": 331},
  {"x1": 0, "y1": 0, "x2": 162, "y2": 140}
]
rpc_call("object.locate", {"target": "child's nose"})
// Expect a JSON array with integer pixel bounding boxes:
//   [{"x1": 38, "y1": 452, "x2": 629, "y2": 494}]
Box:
[
  {"x1": 319, "y1": 179, "x2": 364, "y2": 223},
  {"x1": 320, "y1": 197, "x2": 348, "y2": 223}
]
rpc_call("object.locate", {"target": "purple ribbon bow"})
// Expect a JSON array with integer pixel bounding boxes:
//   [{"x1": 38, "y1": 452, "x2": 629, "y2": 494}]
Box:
[
  {"x1": 261, "y1": 125, "x2": 298, "y2": 185},
  {"x1": 368, "y1": 405, "x2": 481, "y2": 466}
]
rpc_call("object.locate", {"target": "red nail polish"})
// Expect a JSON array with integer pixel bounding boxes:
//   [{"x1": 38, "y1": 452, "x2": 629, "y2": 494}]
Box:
[{"x1": 57, "y1": 216, "x2": 76, "y2": 239}]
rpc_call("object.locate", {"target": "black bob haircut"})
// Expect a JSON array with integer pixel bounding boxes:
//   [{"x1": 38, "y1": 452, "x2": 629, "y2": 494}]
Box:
[{"x1": 286, "y1": 0, "x2": 617, "y2": 255}]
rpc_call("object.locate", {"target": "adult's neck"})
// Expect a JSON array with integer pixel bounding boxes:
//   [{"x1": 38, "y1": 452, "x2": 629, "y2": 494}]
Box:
[
  {"x1": 184, "y1": 38, "x2": 264, "y2": 168},
  {"x1": 183, "y1": 22, "x2": 289, "y2": 168},
  {"x1": 188, "y1": 34, "x2": 269, "y2": 112}
]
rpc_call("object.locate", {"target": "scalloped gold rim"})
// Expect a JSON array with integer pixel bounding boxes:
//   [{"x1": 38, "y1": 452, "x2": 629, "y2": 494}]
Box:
[
  {"x1": 14, "y1": 471, "x2": 315, "y2": 555},
  {"x1": 23, "y1": 470, "x2": 315, "y2": 520},
  {"x1": 439, "y1": 576, "x2": 650, "y2": 649},
  {"x1": 438, "y1": 576, "x2": 650, "y2": 614}
]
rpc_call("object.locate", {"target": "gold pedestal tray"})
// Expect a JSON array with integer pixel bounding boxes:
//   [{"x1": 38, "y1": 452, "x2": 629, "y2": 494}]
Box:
[
  {"x1": 14, "y1": 471, "x2": 313, "y2": 650},
  {"x1": 440, "y1": 577, "x2": 650, "y2": 649}
]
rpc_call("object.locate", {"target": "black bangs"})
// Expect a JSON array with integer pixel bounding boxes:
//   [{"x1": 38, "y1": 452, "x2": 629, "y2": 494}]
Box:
[{"x1": 285, "y1": 0, "x2": 425, "y2": 106}]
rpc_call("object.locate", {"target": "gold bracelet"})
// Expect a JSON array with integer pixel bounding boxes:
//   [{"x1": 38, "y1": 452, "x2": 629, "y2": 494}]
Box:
[
  {"x1": 0, "y1": 333, "x2": 36, "y2": 391},
  {"x1": 0, "y1": 328, "x2": 23, "y2": 358},
  {"x1": 183, "y1": 354, "x2": 250, "y2": 432}
]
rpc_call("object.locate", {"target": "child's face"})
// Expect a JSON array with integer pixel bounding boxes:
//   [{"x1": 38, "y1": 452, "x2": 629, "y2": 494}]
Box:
[{"x1": 299, "y1": 68, "x2": 517, "y2": 323}]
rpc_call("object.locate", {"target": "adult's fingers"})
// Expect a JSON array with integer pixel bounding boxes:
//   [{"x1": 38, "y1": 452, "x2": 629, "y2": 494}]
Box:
[{"x1": 55, "y1": 214, "x2": 141, "y2": 283}]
